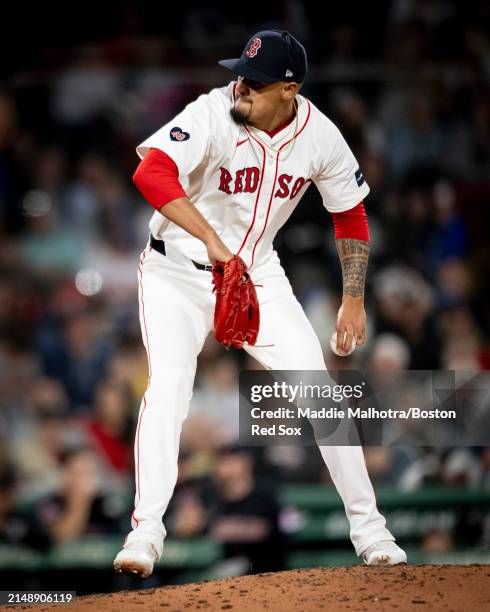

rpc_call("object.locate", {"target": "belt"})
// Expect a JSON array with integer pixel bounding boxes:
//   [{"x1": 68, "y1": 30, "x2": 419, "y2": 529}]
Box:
[{"x1": 150, "y1": 235, "x2": 213, "y2": 272}]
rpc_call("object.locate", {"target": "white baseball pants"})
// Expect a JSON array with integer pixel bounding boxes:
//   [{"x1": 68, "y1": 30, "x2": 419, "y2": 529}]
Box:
[{"x1": 124, "y1": 243, "x2": 394, "y2": 559}]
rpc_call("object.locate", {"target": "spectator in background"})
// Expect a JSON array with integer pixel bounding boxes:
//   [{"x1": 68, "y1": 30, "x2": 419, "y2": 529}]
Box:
[
  {"x1": 172, "y1": 444, "x2": 284, "y2": 575},
  {"x1": 118, "y1": 37, "x2": 195, "y2": 141},
  {"x1": 437, "y1": 258, "x2": 472, "y2": 308},
  {"x1": 373, "y1": 264, "x2": 440, "y2": 368},
  {"x1": 369, "y1": 333, "x2": 410, "y2": 372},
  {"x1": 84, "y1": 378, "x2": 133, "y2": 480},
  {"x1": 437, "y1": 306, "x2": 488, "y2": 369},
  {"x1": 178, "y1": 414, "x2": 228, "y2": 483},
  {"x1": 50, "y1": 46, "x2": 120, "y2": 156},
  {"x1": 62, "y1": 154, "x2": 110, "y2": 241},
  {"x1": 189, "y1": 353, "x2": 240, "y2": 441},
  {"x1": 10, "y1": 377, "x2": 72, "y2": 499},
  {"x1": 37, "y1": 307, "x2": 113, "y2": 411},
  {"x1": 421, "y1": 528, "x2": 454, "y2": 553},
  {"x1": 19, "y1": 202, "x2": 84, "y2": 275},
  {"x1": 106, "y1": 338, "x2": 149, "y2": 403},
  {"x1": 356, "y1": 333, "x2": 417, "y2": 486},
  {"x1": 0, "y1": 464, "x2": 53, "y2": 552},
  {"x1": 0, "y1": 343, "x2": 42, "y2": 437},
  {"x1": 426, "y1": 181, "x2": 468, "y2": 274},
  {"x1": 208, "y1": 444, "x2": 284, "y2": 574},
  {"x1": 35, "y1": 447, "x2": 125, "y2": 543}
]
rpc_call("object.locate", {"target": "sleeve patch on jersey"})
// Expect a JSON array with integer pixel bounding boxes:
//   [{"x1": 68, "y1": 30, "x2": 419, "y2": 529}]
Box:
[
  {"x1": 170, "y1": 127, "x2": 190, "y2": 142},
  {"x1": 355, "y1": 168, "x2": 365, "y2": 187}
]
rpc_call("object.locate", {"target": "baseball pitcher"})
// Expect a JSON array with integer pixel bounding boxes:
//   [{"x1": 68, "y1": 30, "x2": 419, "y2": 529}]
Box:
[{"x1": 114, "y1": 30, "x2": 407, "y2": 578}]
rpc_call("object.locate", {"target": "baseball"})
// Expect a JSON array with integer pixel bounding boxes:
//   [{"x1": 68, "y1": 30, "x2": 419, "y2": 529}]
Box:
[{"x1": 330, "y1": 331, "x2": 356, "y2": 356}]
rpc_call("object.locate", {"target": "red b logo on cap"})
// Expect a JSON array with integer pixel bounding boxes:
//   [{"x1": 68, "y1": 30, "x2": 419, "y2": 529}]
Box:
[{"x1": 245, "y1": 37, "x2": 262, "y2": 58}]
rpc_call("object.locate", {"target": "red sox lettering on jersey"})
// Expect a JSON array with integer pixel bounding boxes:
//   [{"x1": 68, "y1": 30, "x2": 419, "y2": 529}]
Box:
[
  {"x1": 137, "y1": 82, "x2": 369, "y2": 269},
  {"x1": 218, "y1": 166, "x2": 309, "y2": 200}
]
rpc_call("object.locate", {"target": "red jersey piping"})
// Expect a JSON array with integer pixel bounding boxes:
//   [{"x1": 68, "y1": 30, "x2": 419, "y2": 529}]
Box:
[{"x1": 248, "y1": 100, "x2": 312, "y2": 267}]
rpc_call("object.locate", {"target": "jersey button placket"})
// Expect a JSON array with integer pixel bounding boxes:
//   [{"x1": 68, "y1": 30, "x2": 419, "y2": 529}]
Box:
[
  {"x1": 251, "y1": 154, "x2": 273, "y2": 254},
  {"x1": 248, "y1": 150, "x2": 279, "y2": 267},
  {"x1": 239, "y1": 135, "x2": 275, "y2": 264}
]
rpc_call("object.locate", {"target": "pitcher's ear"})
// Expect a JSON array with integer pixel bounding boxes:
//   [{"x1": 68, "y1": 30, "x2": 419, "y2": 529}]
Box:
[{"x1": 282, "y1": 81, "x2": 299, "y2": 100}]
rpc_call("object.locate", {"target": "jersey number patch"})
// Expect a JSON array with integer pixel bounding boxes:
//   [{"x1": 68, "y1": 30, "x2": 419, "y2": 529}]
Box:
[{"x1": 170, "y1": 127, "x2": 190, "y2": 142}]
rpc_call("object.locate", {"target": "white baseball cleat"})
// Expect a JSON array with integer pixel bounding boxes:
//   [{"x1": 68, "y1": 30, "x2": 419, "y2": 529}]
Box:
[
  {"x1": 113, "y1": 541, "x2": 159, "y2": 578},
  {"x1": 362, "y1": 540, "x2": 407, "y2": 566}
]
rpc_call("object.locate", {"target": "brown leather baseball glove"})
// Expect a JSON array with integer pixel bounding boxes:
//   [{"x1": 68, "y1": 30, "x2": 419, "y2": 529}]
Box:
[{"x1": 212, "y1": 255, "x2": 260, "y2": 349}]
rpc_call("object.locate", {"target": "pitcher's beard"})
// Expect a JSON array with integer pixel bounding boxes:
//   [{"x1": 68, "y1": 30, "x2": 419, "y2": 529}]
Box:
[{"x1": 230, "y1": 105, "x2": 250, "y2": 125}]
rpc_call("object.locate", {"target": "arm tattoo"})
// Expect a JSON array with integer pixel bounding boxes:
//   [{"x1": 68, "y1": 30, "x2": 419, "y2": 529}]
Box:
[{"x1": 335, "y1": 238, "x2": 370, "y2": 298}]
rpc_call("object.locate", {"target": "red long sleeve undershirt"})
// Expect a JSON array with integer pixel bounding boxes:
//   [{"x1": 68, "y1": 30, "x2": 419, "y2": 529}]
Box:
[
  {"x1": 133, "y1": 148, "x2": 369, "y2": 241},
  {"x1": 133, "y1": 148, "x2": 187, "y2": 209},
  {"x1": 331, "y1": 201, "x2": 370, "y2": 241}
]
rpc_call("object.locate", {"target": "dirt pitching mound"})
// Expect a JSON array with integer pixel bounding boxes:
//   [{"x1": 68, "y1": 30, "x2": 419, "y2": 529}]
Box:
[{"x1": 6, "y1": 565, "x2": 490, "y2": 612}]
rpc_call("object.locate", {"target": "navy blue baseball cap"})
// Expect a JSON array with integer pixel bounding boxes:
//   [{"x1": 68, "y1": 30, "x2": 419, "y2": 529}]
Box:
[{"x1": 218, "y1": 30, "x2": 307, "y2": 84}]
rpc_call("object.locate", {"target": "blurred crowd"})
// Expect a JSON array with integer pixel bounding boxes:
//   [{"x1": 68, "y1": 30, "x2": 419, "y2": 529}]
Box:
[{"x1": 0, "y1": 0, "x2": 489, "y2": 574}]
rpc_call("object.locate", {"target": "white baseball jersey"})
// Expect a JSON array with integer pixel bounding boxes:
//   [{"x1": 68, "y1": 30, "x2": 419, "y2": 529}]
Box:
[{"x1": 137, "y1": 81, "x2": 369, "y2": 269}]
